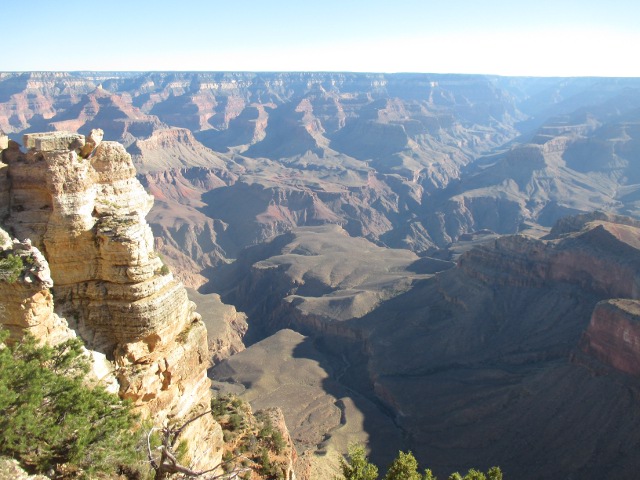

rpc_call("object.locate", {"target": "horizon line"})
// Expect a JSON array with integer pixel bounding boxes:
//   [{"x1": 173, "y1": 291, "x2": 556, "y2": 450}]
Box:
[{"x1": 2, "y1": 70, "x2": 640, "y2": 80}]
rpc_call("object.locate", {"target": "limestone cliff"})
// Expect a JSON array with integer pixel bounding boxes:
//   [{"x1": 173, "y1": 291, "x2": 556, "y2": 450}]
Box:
[
  {"x1": 0, "y1": 131, "x2": 222, "y2": 472},
  {"x1": 0, "y1": 232, "x2": 72, "y2": 345}
]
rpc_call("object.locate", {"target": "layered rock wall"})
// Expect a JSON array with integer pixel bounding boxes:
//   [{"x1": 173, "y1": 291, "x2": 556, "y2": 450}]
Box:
[
  {"x1": 459, "y1": 225, "x2": 640, "y2": 299},
  {"x1": 0, "y1": 233, "x2": 71, "y2": 344},
  {"x1": 0, "y1": 133, "x2": 8, "y2": 219},
  {"x1": 0, "y1": 131, "x2": 223, "y2": 472},
  {"x1": 458, "y1": 216, "x2": 640, "y2": 376},
  {"x1": 581, "y1": 299, "x2": 640, "y2": 376}
]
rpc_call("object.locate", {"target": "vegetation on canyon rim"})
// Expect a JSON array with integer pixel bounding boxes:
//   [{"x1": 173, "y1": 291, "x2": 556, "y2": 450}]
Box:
[
  {"x1": 0, "y1": 329, "x2": 291, "y2": 480},
  {"x1": 338, "y1": 443, "x2": 503, "y2": 480},
  {"x1": 0, "y1": 329, "x2": 149, "y2": 479},
  {"x1": 210, "y1": 393, "x2": 291, "y2": 479}
]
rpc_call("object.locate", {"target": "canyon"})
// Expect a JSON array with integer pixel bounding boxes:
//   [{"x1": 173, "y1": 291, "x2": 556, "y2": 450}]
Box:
[
  {"x1": 5, "y1": 72, "x2": 640, "y2": 286},
  {"x1": 208, "y1": 212, "x2": 640, "y2": 479},
  {"x1": 2, "y1": 72, "x2": 640, "y2": 479}
]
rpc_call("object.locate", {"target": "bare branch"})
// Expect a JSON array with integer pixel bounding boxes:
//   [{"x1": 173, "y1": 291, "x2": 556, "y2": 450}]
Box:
[
  {"x1": 171, "y1": 409, "x2": 214, "y2": 446},
  {"x1": 146, "y1": 426, "x2": 159, "y2": 471},
  {"x1": 147, "y1": 410, "x2": 256, "y2": 479}
]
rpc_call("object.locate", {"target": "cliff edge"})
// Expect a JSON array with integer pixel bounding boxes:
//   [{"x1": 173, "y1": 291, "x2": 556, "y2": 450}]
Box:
[{"x1": 0, "y1": 131, "x2": 222, "y2": 472}]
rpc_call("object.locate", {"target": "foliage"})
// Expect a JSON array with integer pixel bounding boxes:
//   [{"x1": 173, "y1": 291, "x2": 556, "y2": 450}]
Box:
[
  {"x1": 383, "y1": 450, "x2": 422, "y2": 480},
  {"x1": 258, "y1": 415, "x2": 286, "y2": 454},
  {"x1": 448, "y1": 467, "x2": 503, "y2": 480},
  {"x1": 211, "y1": 393, "x2": 289, "y2": 479},
  {"x1": 0, "y1": 253, "x2": 24, "y2": 283},
  {"x1": 229, "y1": 413, "x2": 243, "y2": 431},
  {"x1": 337, "y1": 445, "x2": 504, "y2": 480},
  {"x1": 487, "y1": 466, "x2": 503, "y2": 480},
  {"x1": 337, "y1": 443, "x2": 378, "y2": 480},
  {"x1": 0, "y1": 329, "x2": 147, "y2": 478},
  {"x1": 424, "y1": 468, "x2": 437, "y2": 480}
]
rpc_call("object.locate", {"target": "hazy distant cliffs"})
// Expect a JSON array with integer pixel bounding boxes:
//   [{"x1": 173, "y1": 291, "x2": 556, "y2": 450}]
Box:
[{"x1": 3, "y1": 72, "x2": 640, "y2": 286}]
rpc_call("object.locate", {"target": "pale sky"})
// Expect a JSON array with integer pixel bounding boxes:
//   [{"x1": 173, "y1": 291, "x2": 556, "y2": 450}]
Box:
[{"x1": 3, "y1": 0, "x2": 639, "y2": 76}]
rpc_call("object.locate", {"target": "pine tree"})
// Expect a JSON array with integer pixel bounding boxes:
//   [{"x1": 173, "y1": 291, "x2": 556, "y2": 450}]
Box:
[
  {"x1": 338, "y1": 443, "x2": 379, "y2": 480},
  {"x1": 0, "y1": 329, "x2": 145, "y2": 477},
  {"x1": 383, "y1": 451, "x2": 422, "y2": 480},
  {"x1": 424, "y1": 468, "x2": 438, "y2": 480},
  {"x1": 487, "y1": 466, "x2": 503, "y2": 480},
  {"x1": 463, "y1": 469, "x2": 486, "y2": 480}
]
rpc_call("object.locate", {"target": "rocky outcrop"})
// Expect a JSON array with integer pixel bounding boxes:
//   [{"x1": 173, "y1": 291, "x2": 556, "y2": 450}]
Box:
[
  {"x1": 187, "y1": 289, "x2": 247, "y2": 365},
  {"x1": 0, "y1": 131, "x2": 223, "y2": 472},
  {"x1": 459, "y1": 221, "x2": 640, "y2": 299},
  {"x1": 0, "y1": 457, "x2": 50, "y2": 480},
  {"x1": 261, "y1": 407, "x2": 298, "y2": 480},
  {"x1": 0, "y1": 134, "x2": 9, "y2": 219},
  {"x1": 0, "y1": 232, "x2": 72, "y2": 345},
  {"x1": 581, "y1": 299, "x2": 640, "y2": 375}
]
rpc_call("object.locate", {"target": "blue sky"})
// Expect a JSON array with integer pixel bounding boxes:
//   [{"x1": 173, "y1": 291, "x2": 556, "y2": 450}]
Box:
[{"x1": 3, "y1": 0, "x2": 639, "y2": 76}]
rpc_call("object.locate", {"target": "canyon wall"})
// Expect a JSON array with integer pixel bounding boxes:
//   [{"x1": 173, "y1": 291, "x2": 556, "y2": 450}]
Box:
[
  {"x1": 0, "y1": 131, "x2": 222, "y2": 472},
  {"x1": 210, "y1": 212, "x2": 640, "y2": 480},
  {"x1": 581, "y1": 299, "x2": 640, "y2": 376}
]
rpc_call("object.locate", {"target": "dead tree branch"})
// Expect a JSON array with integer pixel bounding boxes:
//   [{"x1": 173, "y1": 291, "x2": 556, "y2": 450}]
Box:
[{"x1": 146, "y1": 410, "x2": 251, "y2": 479}]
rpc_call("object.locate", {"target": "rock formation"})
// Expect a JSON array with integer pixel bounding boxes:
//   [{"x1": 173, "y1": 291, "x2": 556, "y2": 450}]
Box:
[
  {"x1": 0, "y1": 233, "x2": 71, "y2": 345},
  {"x1": 5, "y1": 72, "x2": 640, "y2": 479},
  {"x1": 211, "y1": 213, "x2": 640, "y2": 480},
  {"x1": 0, "y1": 457, "x2": 50, "y2": 480},
  {"x1": 0, "y1": 131, "x2": 222, "y2": 472},
  {"x1": 581, "y1": 298, "x2": 640, "y2": 376},
  {"x1": 187, "y1": 289, "x2": 248, "y2": 365}
]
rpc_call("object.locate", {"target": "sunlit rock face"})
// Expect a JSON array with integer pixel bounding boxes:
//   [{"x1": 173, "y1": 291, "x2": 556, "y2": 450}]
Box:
[
  {"x1": 0, "y1": 131, "x2": 223, "y2": 472},
  {"x1": 0, "y1": 231, "x2": 72, "y2": 345}
]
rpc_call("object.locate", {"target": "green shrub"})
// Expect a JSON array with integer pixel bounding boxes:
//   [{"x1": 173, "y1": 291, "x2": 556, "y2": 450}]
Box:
[
  {"x1": 384, "y1": 451, "x2": 422, "y2": 480},
  {"x1": 271, "y1": 429, "x2": 286, "y2": 454},
  {"x1": 258, "y1": 417, "x2": 274, "y2": 439},
  {"x1": 229, "y1": 413, "x2": 244, "y2": 431},
  {"x1": 337, "y1": 445, "x2": 503, "y2": 480},
  {"x1": 0, "y1": 253, "x2": 24, "y2": 283},
  {"x1": 211, "y1": 394, "x2": 230, "y2": 417}
]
